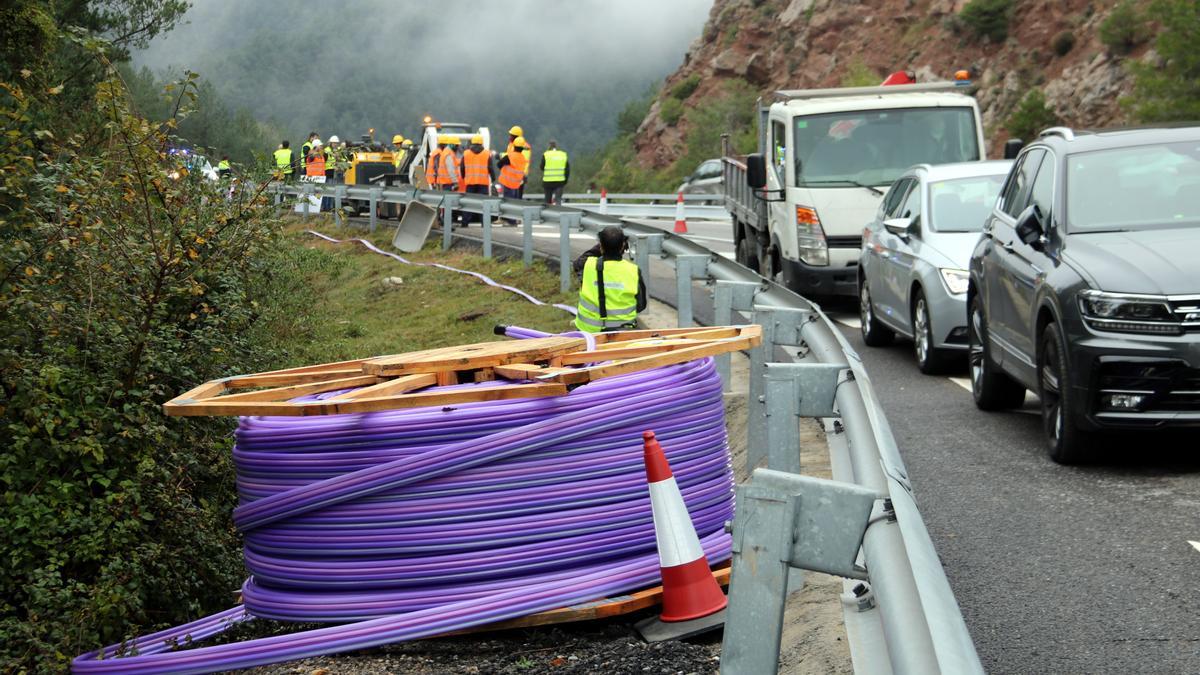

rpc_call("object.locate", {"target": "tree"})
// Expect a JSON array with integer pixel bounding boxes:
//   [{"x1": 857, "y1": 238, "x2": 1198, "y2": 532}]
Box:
[{"x1": 1128, "y1": 0, "x2": 1200, "y2": 122}]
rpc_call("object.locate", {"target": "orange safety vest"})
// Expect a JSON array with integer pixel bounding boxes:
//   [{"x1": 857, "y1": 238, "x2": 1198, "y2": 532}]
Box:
[
  {"x1": 506, "y1": 141, "x2": 533, "y2": 175},
  {"x1": 498, "y1": 151, "x2": 527, "y2": 190},
  {"x1": 438, "y1": 150, "x2": 460, "y2": 186},
  {"x1": 462, "y1": 149, "x2": 491, "y2": 187},
  {"x1": 306, "y1": 150, "x2": 326, "y2": 177},
  {"x1": 425, "y1": 147, "x2": 443, "y2": 187}
]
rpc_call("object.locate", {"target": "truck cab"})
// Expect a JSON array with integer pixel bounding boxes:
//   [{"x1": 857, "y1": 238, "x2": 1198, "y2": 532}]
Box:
[{"x1": 727, "y1": 79, "x2": 985, "y2": 299}]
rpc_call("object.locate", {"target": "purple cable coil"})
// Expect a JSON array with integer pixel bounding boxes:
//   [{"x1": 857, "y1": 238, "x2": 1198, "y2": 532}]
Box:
[{"x1": 72, "y1": 331, "x2": 734, "y2": 674}]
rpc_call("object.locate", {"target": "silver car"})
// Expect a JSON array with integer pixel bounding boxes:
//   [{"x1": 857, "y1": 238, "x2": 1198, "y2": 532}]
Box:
[
  {"x1": 858, "y1": 161, "x2": 1012, "y2": 373},
  {"x1": 676, "y1": 158, "x2": 724, "y2": 195}
]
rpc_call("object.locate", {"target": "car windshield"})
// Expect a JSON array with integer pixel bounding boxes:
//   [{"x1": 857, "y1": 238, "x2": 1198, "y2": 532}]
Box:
[
  {"x1": 928, "y1": 174, "x2": 1006, "y2": 232},
  {"x1": 1067, "y1": 141, "x2": 1200, "y2": 232},
  {"x1": 793, "y1": 107, "x2": 979, "y2": 188}
]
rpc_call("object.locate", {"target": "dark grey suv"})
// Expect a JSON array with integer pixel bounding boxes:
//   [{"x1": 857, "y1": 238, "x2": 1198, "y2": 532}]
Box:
[{"x1": 968, "y1": 126, "x2": 1200, "y2": 463}]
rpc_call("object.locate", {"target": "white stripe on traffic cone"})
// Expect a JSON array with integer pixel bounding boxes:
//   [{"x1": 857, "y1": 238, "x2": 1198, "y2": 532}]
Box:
[
  {"x1": 600, "y1": 188, "x2": 609, "y2": 215},
  {"x1": 643, "y1": 430, "x2": 727, "y2": 622}
]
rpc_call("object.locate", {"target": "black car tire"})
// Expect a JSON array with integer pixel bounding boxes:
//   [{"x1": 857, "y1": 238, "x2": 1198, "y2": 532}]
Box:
[
  {"x1": 860, "y1": 280, "x2": 894, "y2": 347},
  {"x1": 968, "y1": 295, "x2": 1025, "y2": 410},
  {"x1": 737, "y1": 236, "x2": 760, "y2": 274},
  {"x1": 761, "y1": 243, "x2": 781, "y2": 283},
  {"x1": 1039, "y1": 322, "x2": 1093, "y2": 464},
  {"x1": 912, "y1": 290, "x2": 954, "y2": 374}
]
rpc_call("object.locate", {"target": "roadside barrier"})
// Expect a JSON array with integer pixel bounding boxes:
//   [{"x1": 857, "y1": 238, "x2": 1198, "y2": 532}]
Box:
[{"x1": 263, "y1": 182, "x2": 985, "y2": 675}]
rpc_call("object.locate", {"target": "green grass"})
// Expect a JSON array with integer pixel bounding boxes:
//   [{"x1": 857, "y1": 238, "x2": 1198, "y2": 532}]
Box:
[{"x1": 269, "y1": 220, "x2": 577, "y2": 367}]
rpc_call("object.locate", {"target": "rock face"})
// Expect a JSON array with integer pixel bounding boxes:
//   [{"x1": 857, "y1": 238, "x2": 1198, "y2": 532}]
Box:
[{"x1": 634, "y1": 0, "x2": 1141, "y2": 167}]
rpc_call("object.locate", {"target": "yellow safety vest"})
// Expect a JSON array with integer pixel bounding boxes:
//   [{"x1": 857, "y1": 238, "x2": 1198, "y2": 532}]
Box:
[
  {"x1": 273, "y1": 148, "x2": 293, "y2": 174},
  {"x1": 542, "y1": 149, "x2": 568, "y2": 183},
  {"x1": 393, "y1": 148, "x2": 408, "y2": 168},
  {"x1": 217, "y1": 160, "x2": 230, "y2": 171},
  {"x1": 574, "y1": 256, "x2": 639, "y2": 333}
]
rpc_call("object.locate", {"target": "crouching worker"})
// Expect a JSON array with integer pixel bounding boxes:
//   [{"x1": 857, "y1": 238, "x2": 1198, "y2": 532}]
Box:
[{"x1": 572, "y1": 226, "x2": 647, "y2": 333}]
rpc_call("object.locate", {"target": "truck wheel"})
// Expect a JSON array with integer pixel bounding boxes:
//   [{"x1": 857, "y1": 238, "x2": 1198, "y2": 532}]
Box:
[
  {"x1": 761, "y1": 243, "x2": 782, "y2": 283},
  {"x1": 860, "y1": 280, "x2": 894, "y2": 346},
  {"x1": 737, "y1": 236, "x2": 760, "y2": 274}
]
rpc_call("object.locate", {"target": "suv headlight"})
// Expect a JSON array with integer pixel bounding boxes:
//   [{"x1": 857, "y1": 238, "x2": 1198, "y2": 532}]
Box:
[
  {"x1": 1078, "y1": 290, "x2": 1182, "y2": 335},
  {"x1": 938, "y1": 268, "x2": 969, "y2": 295}
]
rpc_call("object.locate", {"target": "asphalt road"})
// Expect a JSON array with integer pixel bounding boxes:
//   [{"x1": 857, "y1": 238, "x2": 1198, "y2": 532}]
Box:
[{"x1": 396, "y1": 214, "x2": 1200, "y2": 673}]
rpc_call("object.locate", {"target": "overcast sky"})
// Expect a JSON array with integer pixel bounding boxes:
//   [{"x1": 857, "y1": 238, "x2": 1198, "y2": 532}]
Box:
[{"x1": 134, "y1": 0, "x2": 715, "y2": 152}]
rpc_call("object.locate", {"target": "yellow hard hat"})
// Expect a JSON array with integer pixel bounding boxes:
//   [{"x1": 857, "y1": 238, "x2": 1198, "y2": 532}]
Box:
[
  {"x1": 513, "y1": 136, "x2": 528, "y2": 149},
  {"x1": 437, "y1": 134, "x2": 450, "y2": 145},
  {"x1": 401, "y1": 139, "x2": 413, "y2": 147},
  {"x1": 446, "y1": 136, "x2": 460, "y2": 145},
  {"x1": 471, "y1": 134, "x2": 483, "y2": 145},
  {"x1": 392, "y1": 134, "x2": 404, "y2": 144},
  {"x1": 509, "y1": 125, "x2": 523, "y2": 136}
]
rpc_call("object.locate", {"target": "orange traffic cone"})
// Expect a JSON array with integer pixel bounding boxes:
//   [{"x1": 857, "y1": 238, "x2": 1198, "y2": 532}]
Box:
[
  {"x1": 599, "y1": 188, "x2": 609, "y2": 215},
  {"x1": 642, "y1": 430, "x2": 727, "y2": 622},
  {"x1": 673, "y1": 192, "x2": 688, "y2": 233}
]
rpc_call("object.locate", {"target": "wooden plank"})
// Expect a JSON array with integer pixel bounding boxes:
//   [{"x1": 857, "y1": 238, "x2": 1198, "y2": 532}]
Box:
[
  {"x1": 593, "y1": 326, "x2": 742, "y2": 344},
  {"x1": 210, "y1": 375, "x2": 382, "y2": 403},
  {"x1": 556, "y1": 341, "x2": 709, "y2": 366},
  {"x1": 439, "y1": 565, "x2": 732, "y2": 636},
  {"x1": 473, "y1": 368, "x2": 496, "y2": 383},
  {"x1": 493, "y1": 364, "x2": 576, "y2": 380},
  {"x1": 164, "y1": 383, "x2": 570, "y2": 417},
  {"x1": 327, "y1": 373, "x2": 438, "y2": 400},
  {"x1": 171, "y1": 378, "x2": 228, "y2": 403},
  {"x1": 543, "y1": 332, "x2": 761, "y2": 387},
  {"x1": 226, "y1": 368, "x2": 364, "y2": 389},
  {"x1": 364, "y1": 337, "x2": 586, "y2": 376}
]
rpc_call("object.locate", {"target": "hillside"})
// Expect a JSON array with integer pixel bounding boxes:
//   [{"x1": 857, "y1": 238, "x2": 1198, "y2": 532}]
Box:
[{"x1": 613, "y1": 0, "x2": 1162, "y2": 183}]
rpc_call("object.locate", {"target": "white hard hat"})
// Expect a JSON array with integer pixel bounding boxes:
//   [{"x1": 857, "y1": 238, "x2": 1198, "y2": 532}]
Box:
[
  {"x1": 329, "y1": 135, "x2": 340, "y2": 143},
  {"x1": 312, "y1": 140, "x2": 322, "y2": 147}
]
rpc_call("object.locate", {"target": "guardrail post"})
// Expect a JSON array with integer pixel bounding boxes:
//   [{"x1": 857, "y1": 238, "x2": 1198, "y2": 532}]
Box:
[
  {"x1": 763, "y1": 362, "x2": 844, "y2": 474},
  {"x1": 559, "y1": 212, "x2": 581, "y2": 293},
  {"x1": 631, "y1": 233, "x2": 664, "y2": 287},
  {"x1": 481, "y1": 199, "x2": 497, "y2": 259},
  {"x1": 521, "y1": 206, "x2": 541, "y2": 268},
  {"x1": 301, "y1": 182, "x2": 313, "y2": 218},
  {"x1": 721, "y1": 469, "x2": 877, "y2": 675},
  {"x1": 440, "y1": 193, "x2": 460, "y2": 252},
  {"x1": 747, "y1": 306, "x2": 810, "y2": 471},
  {"x1": 368, "y1": 187, "x2": 382, "y2": 233},
  {"x1": 713, "y1": 280, "x2": 760, "y2": 392},
  {"x1": 333, "y1": 186, "x2": 346, "y2": 228},
  {"x1": 673, "y1": 254, "x2": 710, "y2": 328}
]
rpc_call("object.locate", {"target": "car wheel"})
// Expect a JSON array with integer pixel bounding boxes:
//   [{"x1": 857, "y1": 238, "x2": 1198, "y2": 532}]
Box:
[
  {"x1": 1039, "y1": 322, "x2": 1093, "y2": 464},
  {"x1": 737, "y1": 236, "x2": 760, "y2": 274},
  {"x1": 968, "y1": 295, "x2": 1025, "y2": 410},
  {"x1": 860, "y1": 280, "x2": 894, "y2": 347},
  {"x1": 912, "y1": 290, "x2": 954, "y2": 375}
]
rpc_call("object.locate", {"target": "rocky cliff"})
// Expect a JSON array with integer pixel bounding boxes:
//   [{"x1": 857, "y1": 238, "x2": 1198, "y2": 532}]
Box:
[{"x1": 633, "y1": 0, "x2": 1152, "y2": 168}]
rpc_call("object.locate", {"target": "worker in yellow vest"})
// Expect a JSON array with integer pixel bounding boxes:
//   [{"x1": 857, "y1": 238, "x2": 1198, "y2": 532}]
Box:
[
  {"x1": 540, "y1": 140, "x2": 569, "y2": 205},
  {"x1": 273, "y1": 141, "x2": 294, "y2": 181},
  {"x1": 216, "y1": 156, "x2": 231, "y2": 178},
  {"x1": 392, "y1": 134, "x2": 408, "y2": 170},
  {"x1": 572, "y1": 226, "x2": 647, "y2": 333},
  {"x1": 324, "y1": 135, "x2": 344, "y2": 183},
  {"x1": 497, "y1": 137, "x2": 528, "y2": 200}
]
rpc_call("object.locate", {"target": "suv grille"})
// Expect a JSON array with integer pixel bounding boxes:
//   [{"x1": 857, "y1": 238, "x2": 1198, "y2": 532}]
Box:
[
  {"x1": 1096, "y1": 359, "x2": 1200, "y2": 412},
  {"x1": 1168, "y1": 295, "x2": 1200, "y2": 332}
]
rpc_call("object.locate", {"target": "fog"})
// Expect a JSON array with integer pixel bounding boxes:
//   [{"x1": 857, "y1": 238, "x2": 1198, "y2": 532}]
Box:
[{"x1": 135, "y1": 0, "x2": 714, "y2": 154}]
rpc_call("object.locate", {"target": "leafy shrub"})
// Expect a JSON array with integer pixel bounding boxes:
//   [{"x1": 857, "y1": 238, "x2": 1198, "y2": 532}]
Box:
[
  {"x1": 840, "y1": 58, "x2": 881, "y2": 87},
  {"x1": 1099, "y1": 0, "x2": 1148, "y2": 55},
  {"x1": 958, "y1": 0, "x2": 1014, "y2": 42},
  {"x1": 1128, "y1": 0, "x2": 1200, "y2": 121},
  {"x1": 0, "y1": 58, "x2": 313, "y2": 672},
  {"x1": 1004, "y1": 90, "x2": 1060, "y2": 142},
  {"x1": 670, "y1": 73, "x2": 702, "y2": 101},
  {"x1": 616, "y1": 89, "x2": 654, "y2": 136},
  {"x1": 1052, "y1": 30, "x2": 1076, "y2": 56},
  {"x1": 660, "y1": 97, "x2": 684, "y2": 126}
]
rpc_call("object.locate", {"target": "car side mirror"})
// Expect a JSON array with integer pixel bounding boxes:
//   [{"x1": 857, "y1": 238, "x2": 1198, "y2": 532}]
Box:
[
  {"x1": 1015, "y1": 204, "x2": 1044, "y2": 245},
  {"x1": 883, "y1": 217, "x2": 914, "y2": 238},
  {"x1": 746, "y1": 153, "x2": 767, "y2": 189},
  {"x1": 1003, "y1": 139, "x2": 1024, "y2": 160}
]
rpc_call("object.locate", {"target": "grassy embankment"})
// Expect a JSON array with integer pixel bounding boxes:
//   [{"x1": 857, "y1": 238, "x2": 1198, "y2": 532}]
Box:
[{"x1": 267, "y1": 218, "x2": 577, "y2": 366}]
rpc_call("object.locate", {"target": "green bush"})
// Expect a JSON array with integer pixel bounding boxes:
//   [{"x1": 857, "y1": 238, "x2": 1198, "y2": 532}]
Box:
[
  {"x1": 1128, "y1": 0, "x2": 1200, "y2": 121},
  {"x1": 0, "y1": 57, "x2": 315, "y2": 673},
  {"x1": 1005, "y1": 90, "x2": 1060, "y2": 142},
  {"x1": 660, "y1": 97, "x2": 684, "y2": 126},
  {"x1": 670, "y1": 73, "x2": 702, "y2": 101},
  {"x1": 1099, "y1": 0, "x2": 1148, "y2": 55},
  {"x1": 958, "y1": 0, "x2": 1014, "y2": 42},
  {"x1": 840, "y1": 58, "x2": 881, "y2": 87},
  {"x1": 1052, "y1": 30, "x2": 1076, "y2": 56},
  {"x1": 616, "y1": 89, "x2": 654, "y2": 136}
]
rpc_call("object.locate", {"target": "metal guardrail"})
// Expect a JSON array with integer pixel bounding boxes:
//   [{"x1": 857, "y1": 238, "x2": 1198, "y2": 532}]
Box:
[
  {"x1": 557, "y1": 192, "x2": 727, "y2": 220},
  {"x1": 270, "y1": 182, "x2": 983, "y2": 675}
]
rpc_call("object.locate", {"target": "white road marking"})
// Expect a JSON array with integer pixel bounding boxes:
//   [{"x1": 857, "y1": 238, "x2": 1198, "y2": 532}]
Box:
[
  {"x1": 1189, "y1": 541, "x2": 1200, "y2": 553},
  {"x1": 949, "y1": 377, "x2": 972, "y2": 392},
  {"x1": 835, "y1": 316, "x2": 862, "y2": 329}
]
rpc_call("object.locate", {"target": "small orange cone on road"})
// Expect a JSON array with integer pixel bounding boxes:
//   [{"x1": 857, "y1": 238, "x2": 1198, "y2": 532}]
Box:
[
  {"x1": 600, "y1": 188, "x2": 609, "y2": 215},
  {"x1": 642, "y1": 430, "x2": 727, "y2": 622},
  {"x1": 673, "y1": 192, "x2": 688, "y2": 234}
]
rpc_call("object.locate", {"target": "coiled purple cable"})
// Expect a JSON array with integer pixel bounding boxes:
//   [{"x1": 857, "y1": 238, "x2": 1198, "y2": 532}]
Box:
[{"x1": 73, "y1": 337, "x2": 733, "y2": 674}]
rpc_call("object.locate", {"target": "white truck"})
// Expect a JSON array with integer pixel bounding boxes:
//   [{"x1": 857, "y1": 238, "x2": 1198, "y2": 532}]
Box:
[{"x1": 724, "y1": 79, "x2": 987, "y2": 299}]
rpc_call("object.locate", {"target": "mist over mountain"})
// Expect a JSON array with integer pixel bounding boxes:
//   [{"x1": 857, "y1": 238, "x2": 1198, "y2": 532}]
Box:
[{"x1": 135, "y1": 0, "x2": 714, "y2": 154}]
